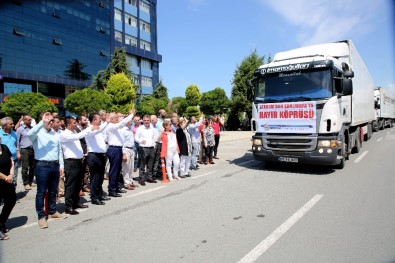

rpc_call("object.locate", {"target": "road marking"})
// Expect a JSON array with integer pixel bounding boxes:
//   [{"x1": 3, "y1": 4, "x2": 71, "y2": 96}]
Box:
[
  {"x1": 238, "y1": 194, "x2": 323, "y2": 263},
  {"x1": 192, "y1": 171, "x2": 217, "y2": 179},
  {"x1": 126, "y1": 186, "x2": 166, "y2": 198},
  {"x1": 238, "y1": 160, "x2": 255, "y2": 166},
  {"x1": 377, "y1": 138, "x2": 383, "y2": 142},
  {"x1": 354, "y1": 151, "x2": 369, "y2": 163}
]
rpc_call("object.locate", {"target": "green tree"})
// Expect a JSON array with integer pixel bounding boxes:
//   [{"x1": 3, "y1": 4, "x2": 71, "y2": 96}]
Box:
[
  {"x1": 105, "y1": 72, "x2": 136, "y2": 113},
  {"x1": 152, "y1": 80, "x2": 170, "y2": 106},
  {"x1": 230, "y1": 49, "x2": 265, "y2": 116},
  {"x1": 137, "y1": 95, "x2": 168, "y2": 116},
  {"x1": 64, "y1": 88, "x2": 111, "y2": 115},
  {"x1": 169, "y1": 97, "x2": 188, "y2": 116},
  {"x1": 185, "y1": 84, "x2": 202, "y2": 106},
  {"x1": 0, "y1": 92, "x2": 57, "y2": 120},
  {"x1": 184, "y1": 106, "x2": 200, "y2": 119},
  {"x1": 91, "y1": 47, "x2": 133, "y2": 90},
  {"x1": 199, "y1": 87, "x2": 230, "y2": 115}
]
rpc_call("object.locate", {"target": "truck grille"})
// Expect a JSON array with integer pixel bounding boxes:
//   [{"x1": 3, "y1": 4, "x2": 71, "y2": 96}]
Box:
[{"x1": 263, "y1": 135, "x2": 317, "y2": 151}]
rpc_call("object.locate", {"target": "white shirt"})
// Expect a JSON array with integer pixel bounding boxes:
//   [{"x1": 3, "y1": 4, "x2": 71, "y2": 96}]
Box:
[
  {"x1": 106, "y1": 114, "x2": 134, "y2": 147},
  {"x1": 85, "y1": 123, "x2": 108, "y2": 153},
  {"x1": 60, "y1": 128, "x2": 91, "y2": 159},
  {"x1": 121, "y1": 126, "x2": 135, "y2": 152},
  {"x1": 135, "y1": 124, "x2": 156, "y2": 147}
]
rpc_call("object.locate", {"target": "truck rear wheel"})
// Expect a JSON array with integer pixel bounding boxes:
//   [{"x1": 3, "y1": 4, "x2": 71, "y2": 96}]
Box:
[{"x1": 336, "y1": 134, "x2": 347, "y2": 169}]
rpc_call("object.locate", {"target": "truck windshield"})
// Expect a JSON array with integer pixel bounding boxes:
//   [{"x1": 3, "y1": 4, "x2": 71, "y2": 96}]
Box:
[{"x1": 254, "y1": 69, "x2": 333, "y2": 102}]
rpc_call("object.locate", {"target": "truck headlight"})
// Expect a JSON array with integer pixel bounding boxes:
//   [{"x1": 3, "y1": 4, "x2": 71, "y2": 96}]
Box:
[
  {"x1": 253, "y1": 138, "x2": 262, "y2": 146},
  {"x1": 318, "y1": 140, "x2": 337, "y2": 147}
]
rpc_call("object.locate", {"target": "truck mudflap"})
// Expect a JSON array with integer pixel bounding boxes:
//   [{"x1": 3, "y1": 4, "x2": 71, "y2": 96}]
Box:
[{"x1": 252, "y1": 146, "x2": 341, "y2": 166}]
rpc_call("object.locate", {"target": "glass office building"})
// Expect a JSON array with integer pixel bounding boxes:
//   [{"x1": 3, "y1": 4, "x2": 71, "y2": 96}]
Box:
[{"x1": 0, "y1": 0, "x2": 161, "y2": 113}]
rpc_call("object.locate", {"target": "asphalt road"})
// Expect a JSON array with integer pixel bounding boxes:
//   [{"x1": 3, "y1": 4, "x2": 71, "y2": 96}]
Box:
[{"x1": 1, "y1": 130, "x2": 394, "y2": 263}]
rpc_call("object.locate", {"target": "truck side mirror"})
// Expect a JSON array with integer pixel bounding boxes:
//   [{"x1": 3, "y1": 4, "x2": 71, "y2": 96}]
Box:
[
  {"x1": 342, "y1": 78, "x2": 353, "y2": 95},
  {"x1": 344, "y1": 70, "x2": 354, "y2": 78},
  {"x1": 375, "y1": 99, "x2": 380, "y2": 109}
]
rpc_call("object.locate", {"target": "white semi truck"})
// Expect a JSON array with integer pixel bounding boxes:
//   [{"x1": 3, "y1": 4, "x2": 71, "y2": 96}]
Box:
[
  {"x1": 247, "y1": 40, "x2": 376, "y2": 168},
  {"x1": 373, "y1": 87, "x2": 395, "y2": 130}
]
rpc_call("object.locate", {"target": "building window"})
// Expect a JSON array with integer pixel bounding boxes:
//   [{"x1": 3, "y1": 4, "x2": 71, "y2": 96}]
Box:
[
  {"x1": 125, "y1": 0, "x2": 137, "y2": 7},
  {"x1": 53, "y1": 37, "x2": 62, "y2": 45},
  {"x1": 115, "y1": 30, "x2": 122, "y2": 42},
  {"x1": 140, "y1": 20, "x2": 150, "y2": 33},
  {"x1": 140, "y1": 40, "x2": 151, "y2": 51},
  {"x1": 140, "y1": 0, "x2": 150, "y2": 14},
  {"x1": 127, "y1": 55, "x2": 138, "y2": 68},
  {"x1": 141, "y1": 59, "x2": 151, "y2": 70},
  {"x1": 99, "y1": 1, "x2": 105, "y2": 8},
  {"x1": 125, "y1": 34, "x2": 137, "y2": 47},
  {"x1": 125, "y1": 13, "x2": 137, "y2": 27},
  {"x1": 114, "y1": 8, "x2": 122, "y2": 21},
  {"x1": 13, "y1": 28, "x2": 25, "y2": 36},
  {"x1": 141, "y1": 76, "x2": 152, "y2": 87},
  {"x1": 100, "y1": 50, "x2": 109, "y2": 56},
  {"x1": 133, "y1": 74, "x2": 140, "y2": 86}
]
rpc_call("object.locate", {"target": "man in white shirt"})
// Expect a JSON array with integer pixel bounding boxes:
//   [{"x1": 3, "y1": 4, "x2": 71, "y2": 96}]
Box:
[
  {"x1": 106, "y1": 110, "x2": 134, "y2": 197},
  {"x1": 121, "y1": 120, "x2": 136, "y2": 190},
  {"x1": 135, "y1": 115, "x2": 157, "y2": 185},
  {"x1": 85, "y1": 113, "x2": 110, "y2": 205},
  {"x1": 61, "y1": 117, "x2": 96, "y2": 215}
]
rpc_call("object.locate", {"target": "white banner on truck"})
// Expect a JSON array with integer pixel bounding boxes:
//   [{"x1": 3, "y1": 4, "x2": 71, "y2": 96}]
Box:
[{"x1": 257, "y1": 101, "x2": 316, "y2": 133}]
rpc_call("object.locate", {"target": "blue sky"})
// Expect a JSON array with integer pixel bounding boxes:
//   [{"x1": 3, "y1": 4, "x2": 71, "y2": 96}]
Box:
[{"x1": 157, "y1": 0, "x2": 395, "y2": 99}]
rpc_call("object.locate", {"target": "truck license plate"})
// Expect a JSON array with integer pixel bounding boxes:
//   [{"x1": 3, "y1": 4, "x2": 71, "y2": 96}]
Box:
[{"x1": 278, "y1": 157, "x2": 298, "y2": 163}]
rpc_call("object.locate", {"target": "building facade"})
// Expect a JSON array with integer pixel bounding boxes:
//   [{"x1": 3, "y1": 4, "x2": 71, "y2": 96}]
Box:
[{"x1": 0, "y1": 0, "x2": 161, "y2": 113}]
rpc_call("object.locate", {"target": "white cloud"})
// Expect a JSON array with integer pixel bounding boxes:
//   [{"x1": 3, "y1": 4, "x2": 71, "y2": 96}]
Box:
[{"x1": 260, "y1": 0, "x2": 384, "y2": 45}]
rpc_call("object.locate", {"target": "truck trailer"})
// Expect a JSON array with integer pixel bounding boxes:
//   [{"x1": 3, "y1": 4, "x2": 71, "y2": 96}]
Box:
[
  {"x1": 248, "y1": 40, "x2": 376, "y2": 169},
  {"x1": 373, "y1": 87, "x2": 395, "y2": 131}
]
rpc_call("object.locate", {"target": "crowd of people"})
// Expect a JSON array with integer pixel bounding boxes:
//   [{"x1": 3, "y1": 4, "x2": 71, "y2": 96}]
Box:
[{"x1": 0, "y1": 108, "x2": 224, "y2": 239}]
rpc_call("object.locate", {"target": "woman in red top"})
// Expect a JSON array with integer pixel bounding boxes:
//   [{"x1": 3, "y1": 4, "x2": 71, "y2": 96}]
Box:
[{"x1": 211, "y1": 115, "x2": 222, "y2": 159}]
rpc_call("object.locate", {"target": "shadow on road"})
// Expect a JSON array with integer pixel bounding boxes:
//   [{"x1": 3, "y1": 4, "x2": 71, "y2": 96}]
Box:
[
  {"x1": 7, "y1": 215, "x2": 28, "y2": 230},
  {"x1": 228, "y1": 153, "x2": 336, "y2": 175}
]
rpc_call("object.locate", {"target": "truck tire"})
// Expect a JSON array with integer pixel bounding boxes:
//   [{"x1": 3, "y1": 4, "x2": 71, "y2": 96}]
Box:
[
  {"x1": 352, "y1": 130, "x2": 361, "y2": 154},
  {"x1": 336, "y1": 134, "x2": 347, "y2": 169},
  {"x1": 364, "y1": 123, "x2": 372, "y2": 141}
]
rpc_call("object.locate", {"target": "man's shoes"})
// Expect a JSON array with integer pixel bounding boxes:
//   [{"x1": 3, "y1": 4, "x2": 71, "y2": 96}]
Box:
[
  {"x1": 138, "y1": 180, "x2": 146, "y2": 186},
  {"x1": 214, "y1": 156, "x2": 219, "y2": 159},
  {"x1": 38, "y1": 218, "x2": 48, "y2": 229},
  {"x1": 76, "y1": 204, "x2": 89, "y2": 209},
  {"x1": 185, "y1": 174, "x2": 192, "y2": 177},
  {"x1": 147, "y1": 179, "x2": 157, "y2": 183},
  {"x1": 100, "y1": 196, "x2": 111, "y2": 201},
  {"x1": 65, "y1": 208, "x2": 79, "y2": 215},
  {"x1": 24, "y1": 184, "x2": 32, "y2": 191},
  {"x1": 116, "y1": 189, "x2": 127, "y2": 193},
  {"x1": 210, "y1": 161, "x2": 215, "y2": 164},
  {"x1": 108, "y1": 192, "x2": 122, "y2": 197},
  {"x1": 91, "y1": 199, "x2": 105, "y2": 205},
  {"x1": 196, "y1": 164, "x2": 200, "y2": 168},
  {"x1": 48, "y1": 212, "x2": 67, "y2": 219},
  {"x1": 179, "y1": 175, "x2": 186, "y2": 178}
]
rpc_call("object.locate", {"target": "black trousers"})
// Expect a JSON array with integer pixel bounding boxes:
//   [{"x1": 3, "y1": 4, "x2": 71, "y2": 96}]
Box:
[
  {"x1": 87, "y1": 152, "x2": 106, "y2": 200},
  {"x1": 139, "y1": 147, "x2": 156, "y2": 182},
  {"x1": 213, "y1": 134, "x2": 220, "y2": 157},
  {"x1": 20, "y1": 147, "x2": 35, "y2": 185},
  {"x1": 64, "y1": 159, "x2": 83, "y2": 210},
  {"x1": 0, "y1": 181, "x2": 16, "y2": 224},
  {"x1": 151, "y1": 143, "x2": 162, "y2": 178}
]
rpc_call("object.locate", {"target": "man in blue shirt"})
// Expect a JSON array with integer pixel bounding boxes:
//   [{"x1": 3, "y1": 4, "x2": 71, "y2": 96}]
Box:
[
  {"x1": 27, "y1": 112, "x2": 66, "y2": 229},
  {"x1": 0, "y1": 117, "x2": 20, "y2": 186}
]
